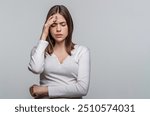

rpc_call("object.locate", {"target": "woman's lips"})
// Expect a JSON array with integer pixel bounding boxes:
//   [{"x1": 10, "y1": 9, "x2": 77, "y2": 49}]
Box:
[{"x1": 55, "y1": 34, "x2": 63, "y2": 38}]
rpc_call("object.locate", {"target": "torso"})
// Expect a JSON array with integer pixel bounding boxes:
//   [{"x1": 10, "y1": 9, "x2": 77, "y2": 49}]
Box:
[{"x1": 40, "y1": 44, "x2": 87, "y2": 86}]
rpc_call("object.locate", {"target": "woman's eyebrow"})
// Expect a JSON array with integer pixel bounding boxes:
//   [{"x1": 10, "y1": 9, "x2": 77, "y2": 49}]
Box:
[
  {"x1": 55, "y1": 20, "x2": 66, "y2": 23},
  {"x1": 60, "y1": 22, "x2": 66, "y2": 24}
]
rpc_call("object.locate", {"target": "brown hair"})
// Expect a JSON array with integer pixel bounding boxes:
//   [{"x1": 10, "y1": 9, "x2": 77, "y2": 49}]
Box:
[{"x1": 45, "y1": 5, "x2": 74, "y2": 55}]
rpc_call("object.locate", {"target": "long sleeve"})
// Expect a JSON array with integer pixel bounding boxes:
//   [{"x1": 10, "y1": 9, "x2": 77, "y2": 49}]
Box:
[
  {"x1": 48, "y1": 47, "x2": 91, "y2": 98},
  {"x1": 28, "y1": 40, "x2": 49, "y2": 74}
]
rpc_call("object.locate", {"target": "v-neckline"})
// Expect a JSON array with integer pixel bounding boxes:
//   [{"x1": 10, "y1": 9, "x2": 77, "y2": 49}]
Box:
[
  {"x1": 52, "y1": 53, "x2": 69, "y2": 65},
  {"x1": 51, "y1": 44, "x2": 78, "y2": 64}
]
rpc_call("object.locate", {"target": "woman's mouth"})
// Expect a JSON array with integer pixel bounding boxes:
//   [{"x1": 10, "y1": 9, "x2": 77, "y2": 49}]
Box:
[{"x1": 55, "y1": 34, "x2": 63, "y2": 38}]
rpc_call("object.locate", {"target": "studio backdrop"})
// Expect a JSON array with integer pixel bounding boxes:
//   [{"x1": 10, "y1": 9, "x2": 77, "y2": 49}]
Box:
[{"x1": 0, "y1": 0, "x2": 150, "y2": 98}]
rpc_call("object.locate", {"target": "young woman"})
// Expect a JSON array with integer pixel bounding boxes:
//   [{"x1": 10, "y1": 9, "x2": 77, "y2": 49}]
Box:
[{"x1": 28, "y1": 5, "x2": 90, "y2": 99}]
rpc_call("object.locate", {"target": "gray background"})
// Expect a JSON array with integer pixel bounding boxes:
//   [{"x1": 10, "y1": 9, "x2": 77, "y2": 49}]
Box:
[{"x1": 0, "y1": 0, "x2": 150, "y2": 99}]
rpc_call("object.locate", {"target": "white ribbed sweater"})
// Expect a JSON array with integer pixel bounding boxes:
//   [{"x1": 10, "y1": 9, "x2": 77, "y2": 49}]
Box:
[{"x1": 28, "y1": 40, "x2": 90, "y2": 98}]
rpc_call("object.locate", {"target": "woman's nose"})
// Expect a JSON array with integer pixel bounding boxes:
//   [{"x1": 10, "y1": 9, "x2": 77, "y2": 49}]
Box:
[{"x1": 56, "y1": 25, "x2": 61, "y2": 32}]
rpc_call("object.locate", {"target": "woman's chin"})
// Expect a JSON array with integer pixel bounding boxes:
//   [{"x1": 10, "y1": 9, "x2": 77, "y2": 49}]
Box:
[{"x1": 54, "y1": 38, "x2": 65, "y2": 43}]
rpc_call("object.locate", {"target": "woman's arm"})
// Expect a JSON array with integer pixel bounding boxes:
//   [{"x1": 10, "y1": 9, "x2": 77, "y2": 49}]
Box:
[
  {"x1": 28, "y1": 15, "x2": 57, "y2": 74},
  {"x1": 28, "y1": 40, "x2": 48, "y2": 74}
]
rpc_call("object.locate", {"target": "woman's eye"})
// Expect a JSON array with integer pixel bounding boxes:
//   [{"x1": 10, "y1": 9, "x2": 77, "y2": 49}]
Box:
[
  {"x1": 61, "y1": 23, "x2": 66, "y2": 26},
  {"x1": 51, "y1": 23, "x2": 56, "y2": 27}
]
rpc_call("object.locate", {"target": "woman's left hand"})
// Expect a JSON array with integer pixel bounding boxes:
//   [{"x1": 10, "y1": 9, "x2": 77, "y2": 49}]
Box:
[{"x1": 29, "y1": 84, "x2": 48, "y2": 99}]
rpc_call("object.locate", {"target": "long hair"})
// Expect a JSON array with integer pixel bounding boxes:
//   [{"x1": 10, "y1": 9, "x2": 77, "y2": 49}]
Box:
[{"x1": 45, "y1": 5, "x2": 74, "y2": 55}]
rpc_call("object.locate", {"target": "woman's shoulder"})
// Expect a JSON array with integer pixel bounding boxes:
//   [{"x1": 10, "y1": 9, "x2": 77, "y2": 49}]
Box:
[
  {"x1": 71, "y1": 44, "x2": 90, "y2": 62},
  {"x1": 72, "y1": 44, "x2": 90, "y2": 57},
  {"x1": 74, "y1": 44, "x2": 90, "y2": 52}
]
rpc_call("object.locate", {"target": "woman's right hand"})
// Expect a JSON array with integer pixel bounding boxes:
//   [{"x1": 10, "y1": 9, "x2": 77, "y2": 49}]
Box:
[{"x1": 40, "y1": 16, "x2": 57, "y2": 40}]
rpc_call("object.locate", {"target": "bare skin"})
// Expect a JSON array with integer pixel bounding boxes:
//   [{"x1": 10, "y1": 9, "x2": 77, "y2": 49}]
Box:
[{"x1": 29, "y1": 13, "x2": 69, "y2": 99}]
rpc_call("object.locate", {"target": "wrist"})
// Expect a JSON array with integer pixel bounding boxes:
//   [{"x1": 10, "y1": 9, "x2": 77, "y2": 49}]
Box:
[
  {"x1": 40, "y1": 34, "x2": 47, "y2": 40},
  {"x1": 41, "y1": 86, "x2": 48, "y2": 96}
]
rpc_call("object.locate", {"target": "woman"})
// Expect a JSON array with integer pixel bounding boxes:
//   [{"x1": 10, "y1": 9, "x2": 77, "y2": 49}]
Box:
[{"x1": 28, "y1": 5, "x2": 90, "y2": 99}]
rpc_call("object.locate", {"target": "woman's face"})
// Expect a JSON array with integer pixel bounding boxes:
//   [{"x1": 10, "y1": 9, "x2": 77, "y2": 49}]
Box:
[{"x1": 50, "y1": 13, "x2": 68, "y2": 43}]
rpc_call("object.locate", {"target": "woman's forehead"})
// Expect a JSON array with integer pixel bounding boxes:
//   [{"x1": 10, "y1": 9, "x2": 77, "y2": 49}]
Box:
[{"x1": 53, "y1": 13, "x2": 66, "y2": 22}]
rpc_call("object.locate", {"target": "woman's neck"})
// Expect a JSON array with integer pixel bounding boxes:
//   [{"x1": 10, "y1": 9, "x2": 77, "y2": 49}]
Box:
[{"x1": 54, "y1": 41, "x2": 66, "y2": 51}]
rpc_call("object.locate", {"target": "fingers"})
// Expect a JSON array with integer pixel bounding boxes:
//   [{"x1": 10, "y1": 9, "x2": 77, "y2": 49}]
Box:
[
  {"x1": 29, "y1": 84, "x2": 38, "y2": 98},
  {"x1": 40, "y1": 15, "x2": 57, "y2": 40},
  {"x1": 45, "y1": 15, "x2": 57, "y2": 27},
  {"x1": 48, "y1": 15, "x2": 57, "y2": 22},
  {"x1": 52, "y1": 15, "x2": 57, "y2": 23}
]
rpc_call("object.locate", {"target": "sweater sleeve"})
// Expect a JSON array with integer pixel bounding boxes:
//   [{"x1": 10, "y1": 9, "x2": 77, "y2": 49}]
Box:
[
  {"x1": 28, "y1": 40, "x2": 49, "y2": 74},
  {"x1": 48, "y1": 47, "x2": 91, "y2": 98}
]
